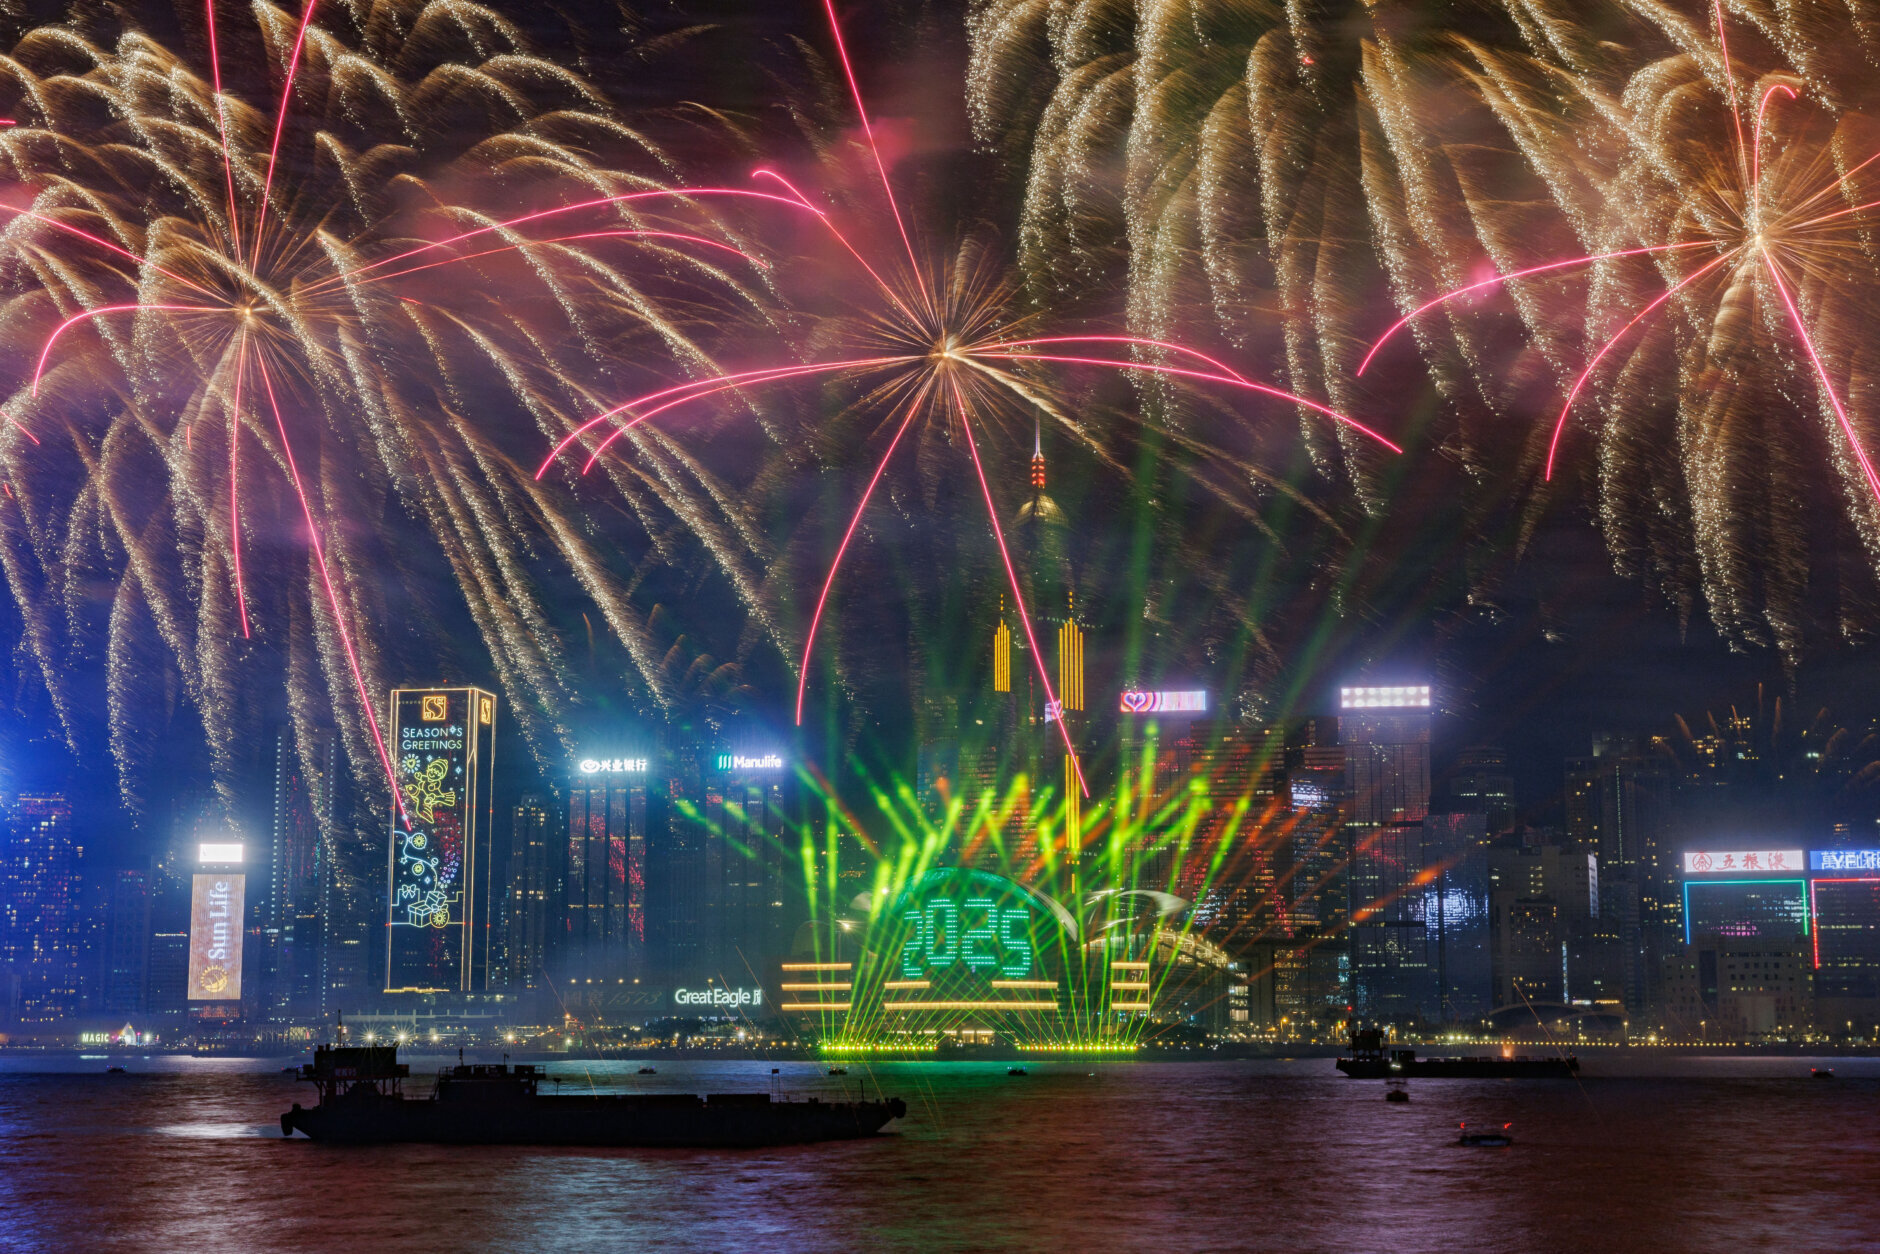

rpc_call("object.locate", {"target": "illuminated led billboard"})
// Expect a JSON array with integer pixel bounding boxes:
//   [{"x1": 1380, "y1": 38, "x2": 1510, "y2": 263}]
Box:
[
  {"x1": 1811, "y1": 850, "x2": 1880, "y2": 873},
  {"x1": 1118, "y1": 690, "x2": 1207, "y2": 714},
  {"x1": 1682, "y1": 849, "x2": 1804, "y2": 875},
  {"x1": 385, "y1": 686, "x2": 497, "y2": 992},
  {"x1": 187, "y1": 873, "x2": 245, "y2": 1001},
  {"x1": 871, "y1": 868, "x2": 1073, "y2": 1024},
  {"x1": 1339, "y1": 685, "x2": 1431, "y2": 710}
]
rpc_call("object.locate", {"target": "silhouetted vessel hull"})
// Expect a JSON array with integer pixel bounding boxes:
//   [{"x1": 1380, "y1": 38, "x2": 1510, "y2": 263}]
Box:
[
  {"x1": 1336, "y1": 1030, "x2": 1577, "y2": 1079},
  {"x1": 281, "y1": 1046, "x2": 905, "y2": 1148}
]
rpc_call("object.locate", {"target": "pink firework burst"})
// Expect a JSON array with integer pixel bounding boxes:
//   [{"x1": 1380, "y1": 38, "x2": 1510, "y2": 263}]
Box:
[
  {"x1": 1358, "y1": 0, "x2": 1880, "y2": 511},
  {"x1": 525, "y1": 1, "x2": 1401, "y2": 795}
]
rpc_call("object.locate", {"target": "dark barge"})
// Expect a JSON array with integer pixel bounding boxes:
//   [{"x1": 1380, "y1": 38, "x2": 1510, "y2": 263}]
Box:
[
  {"x1": 1336, "y1": 1030, "x2": 1579, "y2": 1079},
  {"x1": 281, "y1": 1045, "x2": 906, "y2": 1147}
]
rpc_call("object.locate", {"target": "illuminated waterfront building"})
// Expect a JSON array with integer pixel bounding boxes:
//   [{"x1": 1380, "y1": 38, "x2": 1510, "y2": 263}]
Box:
[
  {"x1": 1682, "y1": 877, "x2": 1810, "y2": 943},
  {"x1": 650, "y1": 736, "x2": 803, "y2": 988},
  {"x1": 0, "y1": 795, "x2": 81, "y2": 1023},
  {"x1": 500, "y1": 793, "x2": 554, "y2": 990},
  {"x1": 1275, "y1": 719, "x2": 1350, "y2": 1025},
  {"x1": 1423, "y1": 813, "x2": 1493, "y2": 1022},
  {"x1": 1810, "y1": 875, "x2": 1880, "y2": 1032},
  {"x1": 99, "y1": 868, "x2": 151, "y2": 1016},
  {"x1": 1488, "y1": 839, "x2": 1597, "y2": 1010},
  {"x1": 267, "y1": 725, "x2": 337, "y2": 1021},
  {"x1": 1341, "y1": 685, "x2": 1434, "y2": 1022},
  {"x1": 384, "y1": 686, "x2": 499, "y2": 994},
  {"x1": 1150, "y1": 722, "x2": 1286, "y2": 957},
  {"x1": 564, "y1": 755, "x2": 652, "y2": 981},
  {"x1": 1564, "y1": 734, "x2": 1676, "y2": 1013},
  {"x1": 1663, "y1": 938, "x2": 1814, "y2": 1039}
]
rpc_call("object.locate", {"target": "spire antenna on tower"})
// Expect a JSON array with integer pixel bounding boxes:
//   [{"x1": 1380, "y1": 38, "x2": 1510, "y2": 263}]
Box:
[{"x1": 1030, "y1": 416, "x2": 1045, "y2": 490}]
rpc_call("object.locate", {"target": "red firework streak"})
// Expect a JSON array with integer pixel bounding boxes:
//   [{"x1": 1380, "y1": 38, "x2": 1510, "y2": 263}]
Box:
[
  {"x1": 1359, "y1": 0, "x2": 1880, "y2": 508},
  {"x1": 527, "y1": 1, "x2": 1401, "y2": 796}
]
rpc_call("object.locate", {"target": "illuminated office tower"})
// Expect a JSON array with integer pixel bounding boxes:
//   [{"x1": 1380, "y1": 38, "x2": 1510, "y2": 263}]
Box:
[
  {"x1": 1340, "y1": 685, "x2": 1434, "y2": 1022},
  {"x1": 654, "y1": 740, "x2": 802, "y2": 983},
  {"x1": 267, "y1": 725, "x2": 336, "y2": 1021},
  {"x1": 1339, "y1": 685, "x2": 1432, "y2": 829},
  {"x1": 1422, "y1": 813, "x2": 1492, "y2": 1022},
  {"x1": 563, "y1": 755, "x2": 652, "y2": 984},
  {"x1": 100, "y1": 868, "x2": 151, "y2": 1015},
  {"x1": 384, "y1": 686, "x2": 498, "y2": 993},
  {"x1": 1809, "y1": 873, "x2": 1880, "y2": 1032},
  {"x1": 1564, "y1": 733, "x2": 1675, "y2": 1012},
  {"x1": 1150, "y1": 723, "x2": 1286, "y2": 956},
  {"x1": 0, "y1": 795, "x2": 81, "y2": 1023},
  {"x1": 1276, "y1": 719, "x2": 1350, "y2": 1024},
  {"x1": 500, "y1": 793, "x2": 554, "y2": 989}
]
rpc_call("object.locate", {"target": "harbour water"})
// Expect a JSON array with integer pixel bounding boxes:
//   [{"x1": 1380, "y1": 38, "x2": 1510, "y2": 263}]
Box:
[{"x1": 1, "y1": 1053, "x2": 1875, "y2": 1252}]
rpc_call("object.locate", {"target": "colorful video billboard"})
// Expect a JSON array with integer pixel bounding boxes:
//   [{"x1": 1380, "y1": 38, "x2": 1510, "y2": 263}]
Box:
[{"x1": 187, "y1": 873, "x2": 245, "y2": 1001}]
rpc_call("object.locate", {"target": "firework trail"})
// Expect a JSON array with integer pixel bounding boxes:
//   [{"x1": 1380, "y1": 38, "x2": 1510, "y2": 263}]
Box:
[
  {"x1": 0, "y1": 0, "x2": 776, "y2": 811},
  {"x1": 1369, "y1": 0, "x2": 1880, "y2": 657},
  {"x1": 967, "y1": 2, "x2": 1561, "y2": 505},
  {"x1": 537, "y1": 0, "x2": 1400, "y2": 795}
]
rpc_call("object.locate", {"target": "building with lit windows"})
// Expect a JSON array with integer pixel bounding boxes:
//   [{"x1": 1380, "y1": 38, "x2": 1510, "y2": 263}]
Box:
[
  {"x1": 0, "y1": 795, "x2": 81, "y2": 1023},
  {"x1": 1340, "y1": 685, "x2": 1433, "y2": 1022},
  {"x1": 501, "y1": 793, "x2": 554, "y2": 990},
  {"x1": 1809, "y1": 875, "x2": 1880, "y2": 1032},
  {"x1": 563, "y1": 757, "x2": 653, "y2": 984}
]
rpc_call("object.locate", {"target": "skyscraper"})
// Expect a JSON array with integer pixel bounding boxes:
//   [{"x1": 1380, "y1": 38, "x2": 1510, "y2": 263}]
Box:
[
  {"x1": 563, "y1": 755, "x2": 653, "y2": 983},
  {"x1": 100, "y1": 868, "x2": 151, "y2": 1016},
  {"x1": 269, "y1": 725, "x2": 337, "y2": 1021},
  {"x1": 1422, "y1": 813, "x2": 1492, "y2": 1022},
  {"x1": 501, "y1": 792, "x2": 554, "y2": 990},
  {"x1": 0, "y1": 795, "x2": 81, "y2": 1024},
  {"x1": 384, "y1": 686, "x2": 498, "y2": 993},
  {"x1": 1340, "y1": 685, "x2": 1434, "y2": 1022}
]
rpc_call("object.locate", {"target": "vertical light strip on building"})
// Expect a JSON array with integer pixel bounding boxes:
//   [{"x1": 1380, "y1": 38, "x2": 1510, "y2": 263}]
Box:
[
  {"x1": 993, "y1": 618, "x2": 1012, "y2": 692},
  {"x1": 1057, "y1": 618, "x2": 1083, "y2": 712}
]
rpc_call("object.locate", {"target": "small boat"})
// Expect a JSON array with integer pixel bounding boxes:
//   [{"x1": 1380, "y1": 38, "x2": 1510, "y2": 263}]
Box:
[
  {"x1": 105, "y1": 1066, "x2": 127, "y2": 1074},
  {"x1": 1811, "y1": 1067, "x2": 1835, "y2": 1079},
  {"x1": 1007, "y1": 1067, "x2": 1028, "y2": 1076},
  {"x1": 637, "y1": 1067, "x2": 657, "y2": 1075},
  {"x1": 1384, "y1": 1082, "x2": 1409, "y2": 1104},
  {"x1": 828, "y1": 1067, "x2": 848, "y2": 1076},
  {"x1": 1457, "y1": 1121, "x2": 1513, "y2": 1147}
]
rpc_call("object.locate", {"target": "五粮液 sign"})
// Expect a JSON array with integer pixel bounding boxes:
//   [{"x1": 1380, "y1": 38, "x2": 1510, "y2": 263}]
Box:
[{"x1": 1682, "y1": 849, "x2": 1804, "y2": 875}]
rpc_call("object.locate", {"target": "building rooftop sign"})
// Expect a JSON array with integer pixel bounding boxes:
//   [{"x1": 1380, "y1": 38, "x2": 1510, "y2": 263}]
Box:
[
  {"x1": 197, "y1": 842, "x2": 244, "y2": 865},
  {"x1": 1810, "y1": 850, "x2": 1880, "y2": 874},
  {"x1": 1683, "y1": 849, "x2": 1804, "y2": 875},
  {"x1": 716, "y1": 753, "x2": 784, "y2": 771},
  {"x1": 1118, "y1": 690, "x2": 1207, "y2": 715},
  {"x1": 579, "y1": 757, "x2": 648, "y2": 774},
  {"x1": 1339, "y1": 685, "x2": 1431, "y2": 710}
]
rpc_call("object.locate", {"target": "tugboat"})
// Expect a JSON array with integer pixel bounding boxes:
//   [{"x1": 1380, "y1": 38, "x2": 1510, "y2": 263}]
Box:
[
  {"x1": 1337, "y1": 1030, "x2": 1578, "y2": 1079},
  {"x1": 281, "y1": 1045, "x2": 906, "y2": 1147}
]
